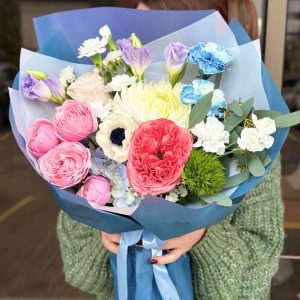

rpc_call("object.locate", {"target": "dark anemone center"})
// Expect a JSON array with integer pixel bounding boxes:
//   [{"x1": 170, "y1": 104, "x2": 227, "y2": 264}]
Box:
[
  {"x1": 157, "y1": 151, "x2": 163, "y2": 160},
  {"x1": 110, "y1": 127, "x2": 125, "y2": 146}
]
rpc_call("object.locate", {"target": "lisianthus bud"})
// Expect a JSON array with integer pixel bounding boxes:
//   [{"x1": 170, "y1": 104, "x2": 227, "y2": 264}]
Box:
[
  {"x1": 131, "y1": 33, "x2": 142, "y2": 48},
  {"x1": 164, "y1": 42, "x2": 188, "y2": 86}
]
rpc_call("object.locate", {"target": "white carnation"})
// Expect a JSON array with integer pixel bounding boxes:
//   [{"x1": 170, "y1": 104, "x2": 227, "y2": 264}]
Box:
[
  {"x1": 237, "y1": 127, "x2": 265, "y2": 152},
  {"x1": 99, "y1": 25, "x2": 111, "y2": 39},
  {"x1": 106, "y1": 74, "x2": 136, "y2": 92},
  {"x1": 89, "y1": 101, "x2": 113, "y2": 121},
  {"x1": 252, "y1": 114, "x2": 276, "y2": 135},
  {"x1": 59, "y1": 65, "x2": 75, "y2": 87},
  {"x1": 78, "y1": 37, "x2": 108, "y2": 58},
  {"x1": 191, "y1": 117, "x2": 230, "y2": 155}
]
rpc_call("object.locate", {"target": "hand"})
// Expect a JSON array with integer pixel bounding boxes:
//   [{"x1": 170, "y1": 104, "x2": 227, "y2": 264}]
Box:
[
  {"x1": 100, "y1": 228, "x2": 207, "y2": 264},
  {"x1": 150, "y1": 228, "x2": 206, "y2": 265}
]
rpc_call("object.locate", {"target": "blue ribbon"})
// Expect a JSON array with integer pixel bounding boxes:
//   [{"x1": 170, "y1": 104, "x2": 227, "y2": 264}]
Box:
[{"x1": 117, "y1": 230, "x2": 180, "y2": 300}]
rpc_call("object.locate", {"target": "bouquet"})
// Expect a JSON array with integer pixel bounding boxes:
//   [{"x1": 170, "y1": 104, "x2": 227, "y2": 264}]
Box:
[{"x1": 9, "y1": 7, "x2": 300, "y2": 300}]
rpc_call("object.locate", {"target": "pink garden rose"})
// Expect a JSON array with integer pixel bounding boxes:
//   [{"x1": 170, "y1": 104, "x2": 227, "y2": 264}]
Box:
[
  {"x1": 28, "y1": 118, "x2": 61, "y2": 157},
  {"x1": 39, "y1": 142, "x2": 91, "y2": 189},
  {"x1": 53, "y1": 100, "x2": 97, "y2": 142},
  {"x1": 127, "y1": 118, "x2": 193, "y2": 195},
  {"x1": 77, "y1": 175, "x2": 111, "y2": 208}
]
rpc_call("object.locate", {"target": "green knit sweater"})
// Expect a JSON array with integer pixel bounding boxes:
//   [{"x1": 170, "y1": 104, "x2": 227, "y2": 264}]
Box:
[{"x1": 57, "y1": 158, "x2": 284, "y2": 300}]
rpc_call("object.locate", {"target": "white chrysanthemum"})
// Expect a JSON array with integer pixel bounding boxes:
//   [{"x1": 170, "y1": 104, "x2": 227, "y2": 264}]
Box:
[
  {"x1": 106, "y1": 74, "x2": 136, "y2": 92},
  {"x1": 59, "y1": 66, "x2": 75, "y2": 87},
  {"x1": 237, "y1": 128, "x2": 266, "y2": 152},
  {"x1": 192, "y1": 117, "x2": 230, "y2": 155},
  {"x1": 99, "y1": 25, "x2": 111, "y2": 39},
  {"x1": 113, "y1": 81, "x2": 191, "y2": 128},
  {"x1": 78, "y1": 37, "x2": 108, "y2": 58},
  {"x1": 103, "y1": 50, "x2": 122, "y2": 67},
  {"x1": 252, "y1": 114, "x2": 276, "y2": 135},
  {"x1": 96, "y1": 114, "x2": 138, "y2": 163}
]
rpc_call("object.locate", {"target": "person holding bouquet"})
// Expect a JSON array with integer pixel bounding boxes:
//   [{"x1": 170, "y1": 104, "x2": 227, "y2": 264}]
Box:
[{"x1": 57, "y1": 1, "x2": 283, "y2": 299}]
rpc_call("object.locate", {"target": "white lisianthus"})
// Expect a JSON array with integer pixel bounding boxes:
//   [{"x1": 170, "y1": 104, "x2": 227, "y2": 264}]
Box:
[
  {"x1": 191, "y1": 117, "x2": 230, "y2": 155},
  {"x1": 78, "y1": 37, "x2": 108, "y2": 58},
  {"x1": 59, "y1": 66, "x2": 75, "y2": 87},
  {"x1": 96, "y1": 114, "x2": 138, "y2": 163},
  {"x1": 252, "y1": 114, "x2": 276, "y2": 135},
  {"x1": 237, "y1": 128, "x2": 265, "y2": 152},
  {"x1": 106, "y1": 74, "x2": 136, "y2": 92},
  {"x1": 99, "y1": 25, "x2": 111, "y2": 39},
  {"x1": 165, "y1": 192, "x2": 179, "y2": 202},
  {"x1": 103, "y1": 50, "x2": 122, "y2": 67}
]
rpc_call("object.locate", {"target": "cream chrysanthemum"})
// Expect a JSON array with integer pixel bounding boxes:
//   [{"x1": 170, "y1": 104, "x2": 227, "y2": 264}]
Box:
[
  {"x1": 113, "y1": 81, "x2": 191, "y2": 128},
  {"x1": 96, "y1": 114, "x2": 138, "y2": 163}
]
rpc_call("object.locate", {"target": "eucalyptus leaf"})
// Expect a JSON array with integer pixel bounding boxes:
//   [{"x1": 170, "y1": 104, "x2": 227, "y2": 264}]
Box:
[
  {"x1": 263, "y1": 154, "x2": 272, "y2": 166},
  {"x1": 188, "y1": 91, "x2": 213, "y2": 129},
  {"x1": 201, "y1": 193, "x2": 232, "y2": 207},
  {"x1": 247, "y1": 153, "x2": 265, "y2": 177},
  {"x1": 229, "y1": 100, "x2": 243, "y2": 117},
  {"x1": 274, "y1": 111, "x2": 300, "y2": 128},
  {"x1": 224, "y1": 97, "x2": 254, "y2": 131},
  {"x1": 223, "y1": 171, "x2": 250, "y2": 189},
  {"x1": 221, "y1": 156, "x2": 230, "y2": 177},
  {"x1": 229, "y1": 129, "x2": 239, "y2": 145},
  {"x1": 254, "y1": 110, "x2": 282, "y2": 119},
  {"x1": 214, "y1": 73, "x2": 222, "y2": 89}
]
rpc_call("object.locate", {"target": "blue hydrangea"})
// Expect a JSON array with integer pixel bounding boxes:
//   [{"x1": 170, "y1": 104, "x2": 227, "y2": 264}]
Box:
[{"x1": 188, "y1": 42, "x2": 234, "y2": 74}]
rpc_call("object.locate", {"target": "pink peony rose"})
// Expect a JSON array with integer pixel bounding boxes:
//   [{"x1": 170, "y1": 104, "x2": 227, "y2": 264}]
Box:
[
  {"x1": 39, "y1": 142, "x2": 91, "y2": 189},
  {"x1": 77, "y1": 175, "x2": 111, "y2": 208},
  {"x1": 28, "y1": 119, "x2": 61, "y2": 157},
  {"x1": 53, "y1": 100, "x2": 98, "y2": 142},
  {"x1": 127, "y1": 118, "x2": 193, "y2": 195}
]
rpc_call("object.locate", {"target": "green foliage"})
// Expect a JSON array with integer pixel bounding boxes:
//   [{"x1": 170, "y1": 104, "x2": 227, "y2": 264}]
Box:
[
  {"x1": 0, "y1": 0, "x2": 21, "y2": 65},
  {"x1": 274, "y1": 111, "x2": 300, "y2": 128},
  {"x1": 182, "y1": 150, "x2": 225, "y2": 196}
]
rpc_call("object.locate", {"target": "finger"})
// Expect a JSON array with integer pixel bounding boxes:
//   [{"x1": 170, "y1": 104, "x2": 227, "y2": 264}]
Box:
[
  {"x1": 101, "y1": 237, "x2": 119, "y2": 254},
  {"x1": 102, "y1": 232, "x2": 121, "y2": 244},
  {"x1": 151, "y1": 248, "x2": 183, "y2": 265}
]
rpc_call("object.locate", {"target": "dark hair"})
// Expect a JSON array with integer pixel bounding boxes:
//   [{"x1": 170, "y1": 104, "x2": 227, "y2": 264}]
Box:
[{"x1": 139, "y1": 0, "x2": 259, "y2": 40}]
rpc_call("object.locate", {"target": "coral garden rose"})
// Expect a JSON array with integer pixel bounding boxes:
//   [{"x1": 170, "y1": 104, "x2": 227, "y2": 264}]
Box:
[
  {"x1": 127, "y1": 118, "x2": 193, "y2": 195},
  {"x1": 77, "y1": 175, "x2": 111, "y2": 208},
  {"x1": 28, "y1": 119, "x2": 61, "y2": 157},
  {"x1": 53, "y1": 100, "x2": 98, "y2": 142},
  {"x1": 39, "y1": 142, "x2": 91, "y2": 189}
]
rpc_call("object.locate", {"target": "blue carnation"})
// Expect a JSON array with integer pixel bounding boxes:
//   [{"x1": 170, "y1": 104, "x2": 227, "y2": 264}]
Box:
[
  {"x1": 188, "y1": 42, "x2": 234, "y2": 74},
  {"x1": 207, "y1": 89, "x2": 227, "y2": 118},
  {"x1": 180, "y1": 85, "x2": 199, "y2": 105}
]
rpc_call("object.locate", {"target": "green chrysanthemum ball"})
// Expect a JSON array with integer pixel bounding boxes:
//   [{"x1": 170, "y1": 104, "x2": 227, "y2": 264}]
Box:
[{"x1": 182, "y1": 149, "x2": 225, "y2": 196}]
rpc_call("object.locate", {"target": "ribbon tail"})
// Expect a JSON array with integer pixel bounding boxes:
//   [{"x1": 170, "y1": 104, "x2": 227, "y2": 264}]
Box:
[{"x1": 117, "y1": 238, "x2": 129, "y2": 300}]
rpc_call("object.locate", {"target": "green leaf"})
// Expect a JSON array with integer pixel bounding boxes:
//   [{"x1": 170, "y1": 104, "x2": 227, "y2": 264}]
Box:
[
  {"x1": 229, "y1": 129, "x2": 239, "y2": 145},
  {"x1": 223, "y1": 171, "x2": 250, "y2": 189},
  {"x1": 201, "y1": 193, "x2": 232, "y2": 207},
  {"x1": 229, "y1": 100, "x2": 243, "y2": 117},
  {"x1": 263, "y1": 154, "x2": 272, "y2": 167},
  {"x1": 254, "y1": 110, "x2": 282, "y2": 119},
  {"x1": 247, "y1": 153, "x2": 265, "y2": 177},
  {"x1": 274, "y1": 111, "x2": 300, "y2": 128},
  {"x1": 224, "y1": 97, "x2": 254, "y2": 131},
  {"x1": 188, "y1": 91, "x2": 213, "y2": 128},
  {"x1": 221, "y1": 156, "x2": 230, "y2": 177},
  {"x1": 214, "y1": 73, "x2": 222, "y2": 89}
]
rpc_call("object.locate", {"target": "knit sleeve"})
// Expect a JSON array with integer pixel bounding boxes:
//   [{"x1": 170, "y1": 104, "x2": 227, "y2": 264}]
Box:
[
  {"x1": 189, "y1": 157, "x2": 284, "y2": 300},
  {"x1": 56, "y1": 211, "x2": 113, "y2": 299}
]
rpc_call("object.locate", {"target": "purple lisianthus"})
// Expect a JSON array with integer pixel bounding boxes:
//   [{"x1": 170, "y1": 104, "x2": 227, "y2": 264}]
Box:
[
  {"x1": 21, "y1": 74, "x2": 52, "y2": 102},
  {"x1": 121, "y1": 46, "x2": 152, "y2": 80},
  {"x1": 43, "y1": 75, "x2": 66, "y2": 103},
  {"x1": 116, "y1": 38, "x2": 132, "y2": 51}
]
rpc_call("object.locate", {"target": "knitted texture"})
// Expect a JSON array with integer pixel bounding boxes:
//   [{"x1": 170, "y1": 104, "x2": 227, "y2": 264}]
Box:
[{"x1": 57, "y1": 158, "x2": 283, "y2": 300}]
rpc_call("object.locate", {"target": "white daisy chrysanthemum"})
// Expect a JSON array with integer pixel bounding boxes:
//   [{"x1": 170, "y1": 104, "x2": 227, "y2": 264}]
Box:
[
  {"x1": 96, "y1": 114, "x2": 138, "y2": 163},
  {"x1": 59, "y1": 66, "x2": 75, "y2": 87},
  {"x1": 78, "y1": 37, "x2": 108, "y2": 58},
  {"x1": 113, "y1": 80, "x2": 191, "y2": 128},
  {"x1": 103, "y1": 50, "x2": 122, "y2": 67}
]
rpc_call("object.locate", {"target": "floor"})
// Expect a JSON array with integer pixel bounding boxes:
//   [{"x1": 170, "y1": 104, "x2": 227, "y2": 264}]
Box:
[{"x1": 0, "y1": 128, "x2": 299, "y2": 300}]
